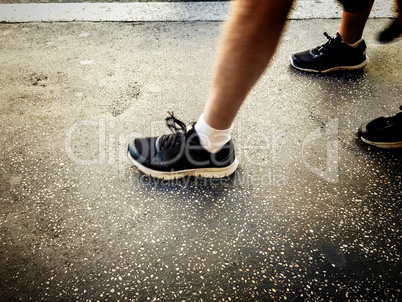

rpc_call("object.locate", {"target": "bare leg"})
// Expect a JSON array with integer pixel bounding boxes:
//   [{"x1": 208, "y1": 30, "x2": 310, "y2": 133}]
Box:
[
  {"x1": 128, "y1": 0, "x2": 293, "y2": 177},
  {"x1": 339, "y1": 0, "x2": 374, "y2": 44},
  {"x1": 203, "y1": 0, "x2": 294, "y2": 130}
]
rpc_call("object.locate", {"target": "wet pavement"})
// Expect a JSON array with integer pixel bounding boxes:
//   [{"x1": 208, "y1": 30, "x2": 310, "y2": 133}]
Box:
[{"x1": 0, "y1": 20, "x2": 401, "y2": 301}]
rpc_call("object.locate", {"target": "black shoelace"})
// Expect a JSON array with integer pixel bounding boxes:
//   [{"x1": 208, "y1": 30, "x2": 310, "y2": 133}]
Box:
[
  {"x1": 312, "y1": 32, "x2": 337, "y2": 56},
  {"x1": 158, "y1": 112, "x2": 188, "y2": 150}
]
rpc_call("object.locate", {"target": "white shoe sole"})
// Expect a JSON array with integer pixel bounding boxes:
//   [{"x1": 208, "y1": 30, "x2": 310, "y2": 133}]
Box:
[
  {"x1": 360, "y1": 136, "x2": 402, "y2": 149},
  {"x1": 127, "y1": 151, "x2": 239, "y2": 180},
  {"x1": 290, "y1": 55, "x2": 368, "y2": 73}
]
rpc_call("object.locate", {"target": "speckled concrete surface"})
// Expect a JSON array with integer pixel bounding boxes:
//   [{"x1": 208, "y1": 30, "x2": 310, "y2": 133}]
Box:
[
  {"x1": 0, "y1": 1, "x2": 395, "y2": 22},
  {"x1": 0, "y1": 20, "x2": 401, "y2": 301}
]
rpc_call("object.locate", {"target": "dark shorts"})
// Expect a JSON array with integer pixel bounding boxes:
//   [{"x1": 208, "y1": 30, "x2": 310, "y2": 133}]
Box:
[{"x1": 338, "y1": 0, "x2": 372, "y2": 13}]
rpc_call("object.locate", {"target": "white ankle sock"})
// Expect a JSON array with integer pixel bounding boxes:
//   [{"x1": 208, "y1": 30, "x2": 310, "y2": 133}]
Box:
[
  {"x1": 194, "y1": 114, "x2": 232, "y2": 153},
  {"x1": 347, "y1": 38, "x2": 363, "y2": 48}
]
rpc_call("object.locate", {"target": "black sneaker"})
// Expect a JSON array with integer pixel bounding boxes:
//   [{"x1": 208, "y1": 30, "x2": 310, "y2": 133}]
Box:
[
  {"x1": 378, "y1": 19, "x2": 401, "y2": 44},
  {"x1": 358, "y1": 106, "x2": 402, "y2": 149},
  {"x1": 290, "y1": 32, "x2": 368, "y2": 73},
  {"x1": 127, "y1": 113, "x2": 239, "y2": 179}
]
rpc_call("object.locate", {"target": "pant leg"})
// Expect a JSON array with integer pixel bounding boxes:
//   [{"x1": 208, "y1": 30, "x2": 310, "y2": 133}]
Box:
[{"x1": 338, "y1": 0, "x2": 373, "y2": 13}]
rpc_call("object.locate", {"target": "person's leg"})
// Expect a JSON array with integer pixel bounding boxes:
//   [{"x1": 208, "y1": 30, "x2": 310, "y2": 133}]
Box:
[
  {"x1": 377, "y1": 0, "x2": 402, "y2": 43},
  {"x1": 203, "y1": 0, "x2": 293, "y2": 130},
  {"x1": 127, "y1": 0, "x2": 294, "y2": 179},
  {"x1": 339, "y1": 0, "x2": 374, "y2": 44}
]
